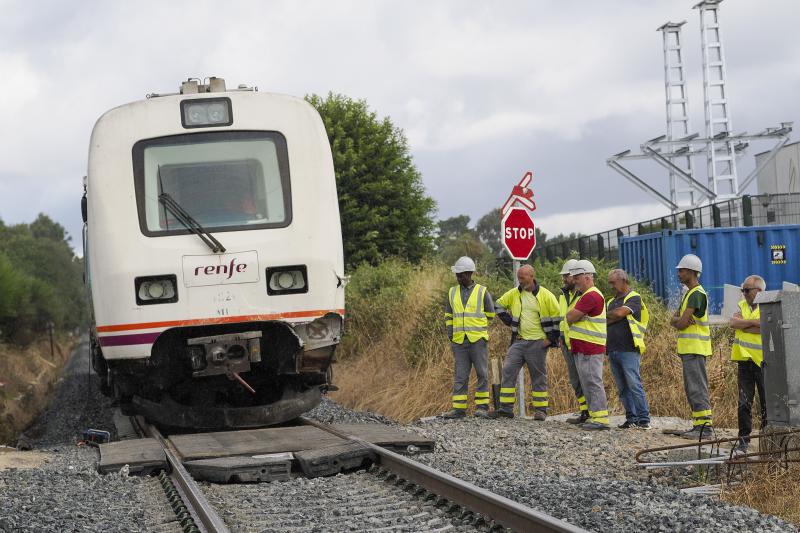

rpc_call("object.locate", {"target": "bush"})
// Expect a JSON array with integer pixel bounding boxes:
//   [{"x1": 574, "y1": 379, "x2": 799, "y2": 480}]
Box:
[{"x1": 0, "y1": 214, "x2": 86, "y2": 344}]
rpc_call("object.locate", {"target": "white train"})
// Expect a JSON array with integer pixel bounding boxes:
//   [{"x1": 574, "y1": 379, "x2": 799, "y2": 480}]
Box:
[{"x1": 82, "y1": 78, "x2": 345, "y2": 429}]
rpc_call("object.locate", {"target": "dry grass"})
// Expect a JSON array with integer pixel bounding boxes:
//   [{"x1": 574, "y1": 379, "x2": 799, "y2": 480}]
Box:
[
  {"x1": 721, "y1": 466, "x2": 800, "y2": 525},
  {"x1": 332, "y1": 259, "x2": 800, "y2": 525},
  {"x1": 0, "y1": 337, "x2": 73, "y2": 443}
]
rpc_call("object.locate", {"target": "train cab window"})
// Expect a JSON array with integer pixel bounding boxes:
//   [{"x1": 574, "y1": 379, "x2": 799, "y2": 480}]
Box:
[{"x1": 132, "y1": 131, "x2": 291, "y2": 236}]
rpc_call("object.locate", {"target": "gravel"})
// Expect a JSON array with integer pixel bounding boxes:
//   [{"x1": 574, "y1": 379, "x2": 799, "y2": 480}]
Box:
[
  {"x1": 16, "y1": 337, "x2": 116, "y2": 449},
  {"x1": 296, "y1": 399, "x2": 800, "y2": 532},
  {"x1": 408, "y1": 415, "x2": 799, "y2": 533},
  {"x1": 4, "y1": 340, "x2": 796, "y2": 533},
  {"x1": 0, "y1": 340, "x2": 180, "y2": 533}
]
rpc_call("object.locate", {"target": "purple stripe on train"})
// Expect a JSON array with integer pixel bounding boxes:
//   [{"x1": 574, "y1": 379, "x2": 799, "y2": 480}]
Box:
[{"x1": 98, "y1": 332, "x2": 161, "y2": 347}]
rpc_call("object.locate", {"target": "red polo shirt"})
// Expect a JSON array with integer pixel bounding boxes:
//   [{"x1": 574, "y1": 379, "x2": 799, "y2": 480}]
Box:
[{"x1": 571, "y1": 290, "x2": 606, "y2": 355}]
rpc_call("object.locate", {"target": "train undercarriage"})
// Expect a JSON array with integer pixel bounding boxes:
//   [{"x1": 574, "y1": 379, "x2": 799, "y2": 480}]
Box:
[{"x1": 91, "y1": 319, "x2": 338, "y2": 430}]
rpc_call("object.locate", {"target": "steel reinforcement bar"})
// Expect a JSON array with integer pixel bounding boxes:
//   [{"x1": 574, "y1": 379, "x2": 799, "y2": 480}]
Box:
[{"x1": 301, "y1": 417, "x2": 585, "y2": 533}]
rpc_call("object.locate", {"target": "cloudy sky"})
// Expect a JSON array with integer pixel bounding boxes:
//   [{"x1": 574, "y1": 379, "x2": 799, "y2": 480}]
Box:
[{"x1": 1, "y1": 0, "x2": 798, "y2": 254}]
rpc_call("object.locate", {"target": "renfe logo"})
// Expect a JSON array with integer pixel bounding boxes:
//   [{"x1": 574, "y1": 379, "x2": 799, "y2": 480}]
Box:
[
  {"x1": 195, "y1": 258, "x2": 247, "y2": 280},
  {"x1": 182, "y1": 251, "x2": 260, "y2": 287}
]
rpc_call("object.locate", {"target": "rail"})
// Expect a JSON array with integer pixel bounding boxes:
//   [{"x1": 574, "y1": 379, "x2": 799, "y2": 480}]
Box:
[
  {"x1": 301, "y1": 417, "x2": 586, "y2": 533},
  {"x1": 136, "y1": 417, "x2": 230, "y2": 533}
]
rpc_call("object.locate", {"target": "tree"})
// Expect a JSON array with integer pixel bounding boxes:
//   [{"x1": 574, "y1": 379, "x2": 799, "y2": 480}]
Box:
[
  {"x1": 0, "y1": 215, "x2": 87, "y2": 343},
  {"x1": 306, "y1": 93, "x2": 437, "y2": 268},
  {"x1": 437, "y1": 215, "x2": 471, "y2": 250},
  {"x1": 476, "y1": 208, "x2": 503, "y2": 256}
]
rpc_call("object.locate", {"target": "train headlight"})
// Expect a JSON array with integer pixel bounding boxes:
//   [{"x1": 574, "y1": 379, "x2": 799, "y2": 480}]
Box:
[
  {"x1": 266, "y1": 265, "x2": 308, "y2": 295},
  {"x1": 135, "y1": 275, "x2": 179, "y2": 305},
  {"x1": 180, "y1": 97, "x2": 233, "y2": 128}
]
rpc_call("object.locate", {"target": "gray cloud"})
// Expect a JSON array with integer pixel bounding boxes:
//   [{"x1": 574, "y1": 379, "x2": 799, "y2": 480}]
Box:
[{"x1": 0, "y1": 0, "x2": 797, "y2": 254}]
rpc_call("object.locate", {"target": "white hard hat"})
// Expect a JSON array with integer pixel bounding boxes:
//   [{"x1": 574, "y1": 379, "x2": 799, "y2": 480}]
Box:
[
  {"x1": 570, "y1": 259, "x2": 596, "y2": 275},
  {"x1": 676, "y1": 254, "x2": 702, "y2": 273},
  {"x1": 451, "y1": 256, "x2": 477, "y2": 274},
  {"x1": 560, "y1": 259, "x2": 578, "y2": 275}
]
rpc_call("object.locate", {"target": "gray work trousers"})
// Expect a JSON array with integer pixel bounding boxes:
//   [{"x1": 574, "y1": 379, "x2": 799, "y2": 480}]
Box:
[
  {"x1": 681, "y1": 354, "x2": 712, "y2": 426},
  {"x1": 501, "y1": 339, "x2": 548, "y2": 413},
  {"x1": 561, "y1": 337, "x2": 585, "y2": 410},
  {"x1": 573, "y1": 352, "x2": 608, "y2": 421},
  {"x1": 451, "y1": 339, "x2": 489, "y2": 401}
]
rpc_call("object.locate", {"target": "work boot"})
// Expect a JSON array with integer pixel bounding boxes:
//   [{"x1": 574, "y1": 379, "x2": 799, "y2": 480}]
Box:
[
  {"x1": 496, "y1": 407, "x2": 514, "y2": 418},
  {"x1": 473, "y1": 407, "x2": 490, "y2": 419},
  {"x1": 732, "y1": 442, "x2": 749, "y2": 457},
  {"x1": 679, "y1": 426, "x2": 713, "y2": 441},
  {"x1": 439, "y1": 409, "x2": 466, "y2": 419},
  {"x1": 566, "y1": 411, "x2": 589, "y2": 425},
  {"x1": 581, "y1": 422, "x2": 610, "y2": 431},
  {"x1": 533, "y1": 410, "x2": 547, "y2": 421}
]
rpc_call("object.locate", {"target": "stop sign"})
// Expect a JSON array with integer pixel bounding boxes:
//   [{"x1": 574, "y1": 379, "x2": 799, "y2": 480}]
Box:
[{"x1": 502, "y1": 207, "x2": 536, "y2": 260}]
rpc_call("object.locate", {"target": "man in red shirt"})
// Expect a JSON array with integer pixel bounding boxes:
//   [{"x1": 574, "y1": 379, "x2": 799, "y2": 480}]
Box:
[{"x1": 566, "y1": 259, "x2": 610, "y2": 430}]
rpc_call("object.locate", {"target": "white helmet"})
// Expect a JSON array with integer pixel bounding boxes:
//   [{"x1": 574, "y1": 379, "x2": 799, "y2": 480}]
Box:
[
  {"x1": 676, "y1": 254, "x2": 702, "y2": 273},
  {"x1": 451, "y1": 256, "x2": 477, "y2": 274},
  {"x1": 560, "y1": 259, "x2": 578, "y2": 275},
  {"x1": 570, "y1": 259, "x2": 596, "y2": 275}
]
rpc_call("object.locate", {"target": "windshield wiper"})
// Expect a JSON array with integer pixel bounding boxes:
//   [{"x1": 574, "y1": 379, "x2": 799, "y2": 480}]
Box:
[{"x1": 158, "y1": 193, "x2": 226, "y2": 253}]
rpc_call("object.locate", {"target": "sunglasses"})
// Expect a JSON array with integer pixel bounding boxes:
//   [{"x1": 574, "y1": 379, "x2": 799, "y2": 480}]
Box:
[{"x1": 741, "y1": 287, "x2": 759, "y2": 293}]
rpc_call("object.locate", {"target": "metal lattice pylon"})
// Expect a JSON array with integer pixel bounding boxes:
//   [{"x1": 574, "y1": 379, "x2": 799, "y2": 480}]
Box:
[
  {"x1": 658, "y1": 21, "x2": 695, "y2": 210},
  {"x1": 695, "y1": 0, "x2": 738, "y2": 197}
]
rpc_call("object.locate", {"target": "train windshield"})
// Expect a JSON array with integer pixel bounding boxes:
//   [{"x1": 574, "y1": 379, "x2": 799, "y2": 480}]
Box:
[{"x1": 133, "y1": 131, "x2": 291, "y2": 235}]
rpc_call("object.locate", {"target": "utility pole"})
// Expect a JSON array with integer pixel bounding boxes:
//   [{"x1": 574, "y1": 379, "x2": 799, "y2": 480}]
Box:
[
  {"x1": 511, "y1": 259, "x2": 527, "y2": 418},
  {"x1": 695, "y1": 0, "x2": 738, "y2": 197},
  {"x1": 658, "y1": 21, "x2": 695, "y2": 210}
]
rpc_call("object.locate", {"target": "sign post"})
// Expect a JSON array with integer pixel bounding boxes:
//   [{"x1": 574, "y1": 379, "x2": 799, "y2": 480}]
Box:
[{"x1": 501, "y1": 172, "x2": 538, "y2": 419}]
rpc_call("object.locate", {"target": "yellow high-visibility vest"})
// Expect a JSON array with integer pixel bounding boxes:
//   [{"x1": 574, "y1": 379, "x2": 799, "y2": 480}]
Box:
[
  {"x1": 677, "y1": 285, "x2": 712, "y2": 356},
  {"x1": 607, "y1": 291, "x2": 650, "y2": 354},
  {"x1": 568, "y1": 286, "x2": 606, "y2": 348},
  {"x1": 497, "y1": 284, "x2": 561, "y2": 341},
  {"x1": 446, "y1": 284, "x2": 492, "y2": 343},
  {"x1": 732, "y1": 299, "x2": 763, "y2": 366},
  {"x1": 559, "y1": 290, "x2": 577, "y2": 349}
]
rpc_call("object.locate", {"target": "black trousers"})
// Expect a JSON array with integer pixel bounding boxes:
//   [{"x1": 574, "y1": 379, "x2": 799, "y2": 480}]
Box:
[{"x1": 737, "y1": 361, "x2": 766, "y2": 441}]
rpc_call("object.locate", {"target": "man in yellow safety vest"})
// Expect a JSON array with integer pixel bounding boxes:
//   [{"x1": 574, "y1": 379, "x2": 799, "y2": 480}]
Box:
[
  {"x1": 557, "y1": 259, "x2": 589, "y2": 424},
  {"x1": 566, "y1": 259, "x2": 610, "y2": 430},
  {"x1": 671, "y1": 254, "x2": 714, "y2": 440},
  {"x1": 494, "y1": 264, "x2": 561, "y2": 420},
  {"x1": 730, "y1": 274, "x2": 767, "y2": 455},
  {"x1": 442, "y1": 256, "x2": 495, "y2": 419}
]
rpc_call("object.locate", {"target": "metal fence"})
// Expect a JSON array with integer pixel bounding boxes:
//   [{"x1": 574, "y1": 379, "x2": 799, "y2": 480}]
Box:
[{"x1": 535, "y1": 193, "x2": 800, "y2": 263}]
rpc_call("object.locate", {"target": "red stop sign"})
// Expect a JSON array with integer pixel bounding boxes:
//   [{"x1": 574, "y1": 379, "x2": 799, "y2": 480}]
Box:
[{"x1": 502, "y1": 208, "x2": 536, "y2": 260}]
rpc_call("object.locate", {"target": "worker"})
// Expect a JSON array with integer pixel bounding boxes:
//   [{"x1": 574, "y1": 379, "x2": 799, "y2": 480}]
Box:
[
  {"x1": 495, "y1": 264, "x2": 561, "y2": 419},
  {"x1": 670, "y1": 254, "x2": 713, "y2": 440},
  {"x1": 442, "y1": 256, "x2": 495, "y2": 419},
  {"x1": 730, "y1": 274, "x2": 767, "y2": 455},
  {"x1": 606, "y1": 268, "x2": 651, "y2": 430},
  {"x1": 566, "y1": 259, "x2": 610, "y2": 430},
  {"x1": 558, "y1": 259, "x2": 589, "y2": 424}
]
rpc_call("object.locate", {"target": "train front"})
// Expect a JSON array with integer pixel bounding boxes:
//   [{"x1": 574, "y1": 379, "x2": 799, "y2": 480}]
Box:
[{"x1": 84, "y1": 79, "x2": 345, "y2": 429}]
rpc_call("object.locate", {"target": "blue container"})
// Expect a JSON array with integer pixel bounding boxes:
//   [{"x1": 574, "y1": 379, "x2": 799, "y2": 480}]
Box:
[{"x1": 620, "y1": 224, "x2": 800, "y2": 313}]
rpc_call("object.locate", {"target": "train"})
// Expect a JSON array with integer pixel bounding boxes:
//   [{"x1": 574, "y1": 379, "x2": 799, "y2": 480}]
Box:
[{"x1": 82, "y1": 77, "x2": 345, "y2": 429}]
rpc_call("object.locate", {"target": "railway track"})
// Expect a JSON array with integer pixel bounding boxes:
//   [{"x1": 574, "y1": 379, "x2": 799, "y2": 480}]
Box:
[{"x1": 133, "y1": 417, "x2": 585, "y2": 533}]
